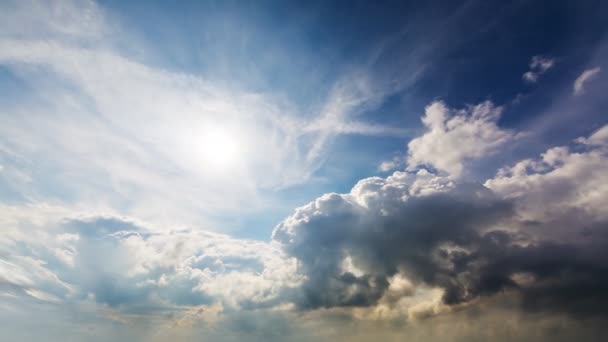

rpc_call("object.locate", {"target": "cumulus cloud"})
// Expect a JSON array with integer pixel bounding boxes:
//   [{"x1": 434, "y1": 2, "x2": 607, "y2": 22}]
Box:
[
  {"x1": 573, "y1": 67, "x2": 601, "y2": 95},
  {"x1": 481, "y1": 128, "x2": 608, "y2": 315},
  {"x1": 0, "y1": 207, "x2": 300, "y2": 312},
  {"x1": 522, "y1": 55, "x2": 555, "y2": 83},
  {"x1": 576, "y1": 124, "x2": 608, "y2": 147},
  {"x1": 486, "y1": 126, "x2": 608, "y2": 227},
  {"x1": 273, "y1": 170, "x2": 512, "y2": 309},
  {"x1": 271, "y1": 124, "x2": 608, "y2": 317},
  {"x1": 378, "y1": 156, "x2": 404, "y2": 172},
  {"x1": 406, "y1": 101, "x2": 515, "y2": 177}
]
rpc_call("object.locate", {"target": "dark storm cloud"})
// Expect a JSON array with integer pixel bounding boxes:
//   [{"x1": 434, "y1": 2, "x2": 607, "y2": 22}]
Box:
[
  {"x1": 273, "y1": 177, "x2": 513, "y2": 309},
  {"x1": 478, "y1": 231, "x2": 608, "y2": 317},
  {"x1": 273, "y1": 168, "x2": 608, "y2": 316}
]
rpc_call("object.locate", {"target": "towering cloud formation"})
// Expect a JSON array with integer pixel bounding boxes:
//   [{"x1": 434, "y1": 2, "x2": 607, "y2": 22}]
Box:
[
  {"x1": 274, "y1": 120, "x2": 608, "y2": 317},
  {"x1": 273, "y1": 171, "x2": 512, "y2": 309}
]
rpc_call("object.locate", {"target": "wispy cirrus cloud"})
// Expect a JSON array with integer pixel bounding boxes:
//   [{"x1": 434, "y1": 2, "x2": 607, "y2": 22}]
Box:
[{"x1": 0, "y1": 0, "x2": 411, "y2": 230}]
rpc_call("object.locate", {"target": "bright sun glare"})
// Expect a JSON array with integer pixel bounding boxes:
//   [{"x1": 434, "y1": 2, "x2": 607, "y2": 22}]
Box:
[{"x1": 200, "y1": 128, "x2": 239, "y2": 168}]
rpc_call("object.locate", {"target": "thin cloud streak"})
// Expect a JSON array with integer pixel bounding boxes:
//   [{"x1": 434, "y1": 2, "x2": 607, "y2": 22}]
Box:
[{"x1": 573, "y1": 67, "x2": 601, "y2": 95}]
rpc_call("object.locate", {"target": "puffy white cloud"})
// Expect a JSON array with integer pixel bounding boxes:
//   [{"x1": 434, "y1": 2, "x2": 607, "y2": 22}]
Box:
[
  {"x1": 576, "y1": 124, "x2": 608, "y2": 147},
  {"x1": 378, "y1": 156, "x2": 405, "y2": 172},
  {"x1": 485, "y1": 124, "x2": 608, "y2": 234},
  {"x1": 0, "y1": 206, "x2": 301, "y2": 311},
  {"x1": 406, "y1": 101, "x2": 515, "y2": 177},
  {"x1": 573, "y1": 67, "x2": 601, "y2": 95}
]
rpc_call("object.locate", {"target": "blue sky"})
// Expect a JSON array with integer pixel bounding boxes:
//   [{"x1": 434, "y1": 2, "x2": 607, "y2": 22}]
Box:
[{"x1": 1, "y1": 1, "x2": 608, "y2": 341}]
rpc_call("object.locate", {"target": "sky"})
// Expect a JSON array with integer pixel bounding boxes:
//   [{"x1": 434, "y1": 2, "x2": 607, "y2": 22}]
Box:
[{"x1": 1, "y1": 0, "x2": 608, "y2": 341}]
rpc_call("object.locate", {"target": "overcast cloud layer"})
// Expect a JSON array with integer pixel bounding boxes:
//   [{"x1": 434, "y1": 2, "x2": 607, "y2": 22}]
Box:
[{"x1": 2, "y1": 1, "x2": 608, "y2": 341}]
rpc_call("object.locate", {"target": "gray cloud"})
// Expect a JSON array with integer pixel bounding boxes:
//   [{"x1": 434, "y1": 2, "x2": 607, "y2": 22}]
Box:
[
  {"x1": 274, "y1": 125, "x2": 608, "y2": 317},
  {"x1": 273, "y1": 172, "x2": 514, "y2": 309}
]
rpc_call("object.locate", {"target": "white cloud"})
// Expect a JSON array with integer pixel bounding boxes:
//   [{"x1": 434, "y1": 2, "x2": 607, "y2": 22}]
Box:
[
  {"x1": 576, "y1": 124, "x2": 608, "y2": 146},
  {"x1": 522, "y1": 56, "x2": 555, "y2": 83},
  {"x1": 0, "y1": 256, "x2": 74, "y2": 303},
  {"x1": 406, "y1": 101, "x2": 515, "y2": 177},
  {"x1": 485, "y1": 124, "x2": 608, "y2": 236},
  {"x1": 573, "y1": 67, "x2": 601, "y2": 95},
  {"x1": 0, "y1": 204, "x2": 301, "y2": 311},
  {"x1": 522, "y1": 71, "x2": 539, "y2": 83},
  {"x1": 378, "y1": 156, "x2": 404, "y2": 172}
]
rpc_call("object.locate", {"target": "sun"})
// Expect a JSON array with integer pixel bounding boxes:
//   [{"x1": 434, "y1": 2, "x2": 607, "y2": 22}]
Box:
[{"x1": 199, "y1": 127, "x2": 239, "y2": 168}]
